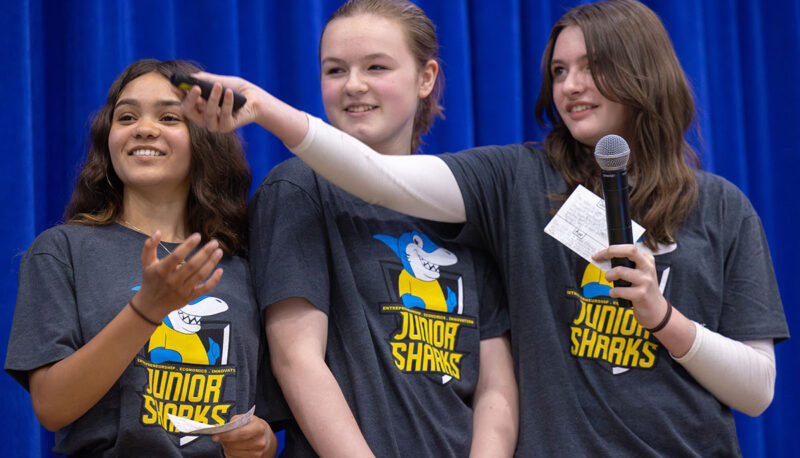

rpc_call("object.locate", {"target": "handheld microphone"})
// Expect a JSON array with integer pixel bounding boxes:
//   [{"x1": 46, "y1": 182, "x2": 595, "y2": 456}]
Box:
[{"x1": 595, "y1": 134, "x2": 635, "y2": 307}]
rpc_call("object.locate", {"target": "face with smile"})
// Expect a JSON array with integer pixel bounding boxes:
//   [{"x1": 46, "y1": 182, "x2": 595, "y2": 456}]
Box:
[
  {"x1": 107, "y1": 72, "x2": 192, "y2": 196},
  {"x1": 320, "y1": 14, "x2": 436, "y2": 156},
  {"x1": 551, "y1": 25, "x2": 630, "y2": 147}
]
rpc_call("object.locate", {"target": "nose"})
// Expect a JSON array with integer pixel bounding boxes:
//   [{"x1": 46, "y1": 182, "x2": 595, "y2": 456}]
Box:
[
  {"x1": 134, "y1": 117, "x2": 159, "y2": 139},
  {"x1": 562, "y1": 68, "x2": 586, "y2": 96},
  {"x1": 344, "y1": 70, "x2": 368, "y2": 95}
]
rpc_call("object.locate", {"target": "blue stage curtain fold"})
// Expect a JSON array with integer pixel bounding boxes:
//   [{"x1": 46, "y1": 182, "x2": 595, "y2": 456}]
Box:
[{"x1": 1, "y1": 1, "x2": 797, "y2": 456}]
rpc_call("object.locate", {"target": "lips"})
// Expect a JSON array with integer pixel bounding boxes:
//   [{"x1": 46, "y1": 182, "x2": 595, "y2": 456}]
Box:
[
  {"x1": 128, "y1": 148, "x2": 165, "y2": 157},
  {"x1": 561, "y1": 102, "x2": 599, "y2": 122},
  {"x1": 345, "y1": 104, "x2": 377, "y2": 113},
  {"x1": 566, "y1": 102, "x2": 598, "y2": 114},
  {"x1": 569, "y1": 104, "x2": 595, "y2": 113}
]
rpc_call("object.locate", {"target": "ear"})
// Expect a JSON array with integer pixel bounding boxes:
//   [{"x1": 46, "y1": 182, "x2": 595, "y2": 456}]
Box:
[{"x1": 417, "y1": 59, "x2": 438, "y2": 99}]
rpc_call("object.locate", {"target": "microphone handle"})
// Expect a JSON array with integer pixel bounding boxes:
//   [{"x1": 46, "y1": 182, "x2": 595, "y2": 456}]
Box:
[{"x1": 601, "y1": 170, "x2": 635, "y2": 307}]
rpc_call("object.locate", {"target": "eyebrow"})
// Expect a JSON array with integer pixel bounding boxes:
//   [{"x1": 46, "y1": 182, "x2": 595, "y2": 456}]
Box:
[
  {"x1": 321, "y1": 53, "x2": 393, "y2": 65},
  {"x1": 550, "y1": 55, "x2": 588, "y2": 67},
  {"x1": 114, "y1": 99, "x2": 182, "y2": 110}
]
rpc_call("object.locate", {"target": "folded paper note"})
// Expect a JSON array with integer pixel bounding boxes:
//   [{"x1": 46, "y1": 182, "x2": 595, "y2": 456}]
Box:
[
  {"x1": 544, "y1": 184, "x2": 645, "y2": 271},
  {"x1": 168, "y1": 405, "x2": 255, "y2": 435}
]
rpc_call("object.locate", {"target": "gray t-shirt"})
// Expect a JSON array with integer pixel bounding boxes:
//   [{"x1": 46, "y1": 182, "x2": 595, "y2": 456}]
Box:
[
  {"x1": 249, "y1": 158, "x2": 509, "y2": 457},
  {"x1": 5, "y1": 223, "x2": 275, "y2": 457},
  {"x1": 440, "y1": 144, "x2": 788, "y2": 457}
]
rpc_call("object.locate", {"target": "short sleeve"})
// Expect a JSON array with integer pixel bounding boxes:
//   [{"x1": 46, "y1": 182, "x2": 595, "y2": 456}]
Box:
[
  {"x1": 5, "y1": 231, "x2": 82, "y2": 390},
  {"x1": 474, "y1": 251, "x2": 510, "y2": 340},
  {"x1": 438, "y1": 146, "x2": 518, "y2": 252},
  {"x1": 249, "y1": 162, "x2": 332, "y2": 315},
  {"x1": 719, "y1": 210, "x2": 788, "y2": 342}
]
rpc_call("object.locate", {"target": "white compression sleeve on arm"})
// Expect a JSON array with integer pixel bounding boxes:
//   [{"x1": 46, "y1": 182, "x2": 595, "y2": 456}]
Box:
[
  {"x1": 674, "y1": 322, "x2": 776, "y2": 416},
  {"x1": 289, "y1": 114, "x2": 466, "y2": 223}
]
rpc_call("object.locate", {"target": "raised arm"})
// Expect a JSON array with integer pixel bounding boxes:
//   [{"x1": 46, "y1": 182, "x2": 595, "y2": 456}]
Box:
[
  {"x1": 28, "y1": 234, "x2": 223, "y2": 431},
  {"x1": 176, "y1": 73, "x2": 465, "y2": 223},
  {"x1": 265, "y1": 298, "x2": 375, "y2": 458}
]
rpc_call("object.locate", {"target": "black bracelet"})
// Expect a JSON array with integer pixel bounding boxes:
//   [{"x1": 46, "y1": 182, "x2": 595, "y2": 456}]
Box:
[
  {"x1": 129, "y1": 298, "x2": 161, "y2": 327},
  {"x1": 643, "y1": 302, "x2": 673, "y2": 333}
]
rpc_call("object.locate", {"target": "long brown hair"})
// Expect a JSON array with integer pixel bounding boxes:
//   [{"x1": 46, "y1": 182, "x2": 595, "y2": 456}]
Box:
[
  {"x1": 535, "y1": 0, "x2": 699, "y2": 249},
  {"x1": 64, "y1": 59, "x2": 251, "y2": 256},
  {"x1": 322, "y1": 0, "x2": 444, "y2": 153}
]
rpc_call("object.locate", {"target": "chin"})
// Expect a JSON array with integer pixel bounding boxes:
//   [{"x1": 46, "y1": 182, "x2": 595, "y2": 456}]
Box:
[
  {"x1": 345, "y1": 128, "x2": 377, "y2": 145},
  {"x1": 568, "y1": 130, "x2": 600, "y2": 148}
]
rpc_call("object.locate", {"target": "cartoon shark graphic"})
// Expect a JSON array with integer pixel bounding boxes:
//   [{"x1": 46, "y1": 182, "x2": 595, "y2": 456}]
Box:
[
  {"x1": 374, "y1": 231, "x2": 458, "y2": 312},
  {"x1": 131, "y1": 287, "x2": 229, "y2": 365},
  {"x1": 579, "y1": 264, "x2": 629, "y2": 374},
  {"x1": 578, "y1": 247, "x2": 673, "y2": 375},
  {"x1": 581, "y1": 263, "x2": 614, "y2": 300},
  {"x1": 580, "y1": 241, "x2": 676, "y2": 300}
]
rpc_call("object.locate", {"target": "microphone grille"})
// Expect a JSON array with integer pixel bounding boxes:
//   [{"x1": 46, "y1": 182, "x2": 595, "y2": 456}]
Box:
[{"x1": 594, "y1": 134, "x2": 630, "y2": 171}]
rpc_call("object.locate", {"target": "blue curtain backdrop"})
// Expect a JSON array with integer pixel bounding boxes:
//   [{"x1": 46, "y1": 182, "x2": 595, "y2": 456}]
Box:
[{"x1": 1, "y1": 0, "x2": 798, "y2": 456}]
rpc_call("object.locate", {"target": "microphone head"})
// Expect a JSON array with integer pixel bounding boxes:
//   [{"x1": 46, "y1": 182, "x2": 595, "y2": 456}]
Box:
[{"x1": 594, "y1": 134, "x2": 630, "y2": 171}]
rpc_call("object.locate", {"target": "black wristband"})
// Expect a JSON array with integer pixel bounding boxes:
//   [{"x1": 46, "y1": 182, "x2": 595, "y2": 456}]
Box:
[
  {"x1": 644, "y1": 302, "x2": 673, "y2": 333},
  {"x1": 128, "y1": 298, "x2": 161, "y2": 327}
]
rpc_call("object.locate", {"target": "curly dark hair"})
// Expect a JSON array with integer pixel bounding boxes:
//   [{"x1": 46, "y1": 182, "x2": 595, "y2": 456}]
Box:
[{"x1": 64, "y1": 59, "x2": 251, "y2": 256}]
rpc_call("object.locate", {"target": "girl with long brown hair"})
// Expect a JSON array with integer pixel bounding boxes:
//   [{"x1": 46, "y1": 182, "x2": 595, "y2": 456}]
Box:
[
  {"x1": 177, "y1": 0, "x2": 786, "y2": 455},
  {"x1": 5, "y1": 59, "x2": 278, "y2": 456}
]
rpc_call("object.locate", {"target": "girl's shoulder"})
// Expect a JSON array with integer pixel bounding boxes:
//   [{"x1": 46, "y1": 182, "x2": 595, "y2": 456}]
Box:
[
  {"x1": 27, "y1": 223, "x2": 93, "y2": 251},
  {"x1": 686, "y1": 171, "x2": 765, "y2": 244},
  {"x1": 439, "y1": 142, "x2": 550, "y2": 170},
  {"x1": 25, "y1": 223, "x2": 131, "y2": 259},
  {"x1": 694, "y1": 169, "x2": 756, "y2": 215},
  {"x1": 448, "y1": 142, "x2": 547, "y2": 159},
  {"x1": 260, "y1": 157, "x2": 317, "y2": 187}
]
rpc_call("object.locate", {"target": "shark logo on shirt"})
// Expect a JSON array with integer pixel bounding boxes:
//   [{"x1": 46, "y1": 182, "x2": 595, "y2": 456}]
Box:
[
  {"x1": 131, "y1": 286, "x2": 237, "y2": 446},
  {"x1": 374, "y1": 231, "x2": 458, "y2": 312},
  {"x1": 567, "y1": 242, "x2": 675, "y2": 375},
  {"x1": 374, "y1": 230, "x2": 476, "y2": 384}
]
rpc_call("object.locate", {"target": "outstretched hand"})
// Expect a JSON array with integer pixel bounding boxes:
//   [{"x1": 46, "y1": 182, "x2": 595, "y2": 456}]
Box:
[
  {"x1": 131, "y1": 231, "x2": 224, "y2": 323},
  {"x1": 173, "y1": 71, "x2": 266, "y2": 133},
  {"x1": 592, "y1": 244, "x2": 670, "y2": 329},
  {"x1": 213, "y1": 415, "x2": 277, "y2": 458}
]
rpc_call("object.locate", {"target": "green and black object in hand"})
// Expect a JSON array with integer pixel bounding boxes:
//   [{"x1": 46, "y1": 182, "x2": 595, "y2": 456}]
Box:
[{"x1": 170, "y1": 73, "x2": 247, "y2": 112}]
